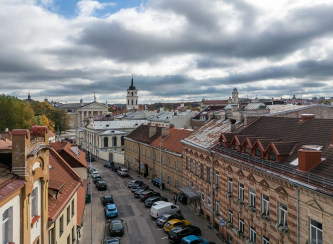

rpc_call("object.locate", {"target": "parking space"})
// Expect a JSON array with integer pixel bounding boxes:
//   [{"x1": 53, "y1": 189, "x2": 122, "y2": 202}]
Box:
[{"x1": 80, "y1": 157, "x2": 222, "y2": 244}]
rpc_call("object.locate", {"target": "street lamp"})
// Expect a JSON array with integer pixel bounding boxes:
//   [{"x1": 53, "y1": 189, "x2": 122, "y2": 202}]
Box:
[
  {"x1": 159, "y1": 142, "x2": 163, "y2": 190},
  {"x1": 87, "y1": 142, "x2": 93, "y2": 244}
]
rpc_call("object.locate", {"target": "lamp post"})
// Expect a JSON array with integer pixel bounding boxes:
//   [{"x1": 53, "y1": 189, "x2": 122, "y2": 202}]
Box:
[
  {"x1": 88, "y1": 143, "x2": 93, "y2": 244},
  {"x1": 159, "y1": 142, "x2": 163, "y2": 190}
]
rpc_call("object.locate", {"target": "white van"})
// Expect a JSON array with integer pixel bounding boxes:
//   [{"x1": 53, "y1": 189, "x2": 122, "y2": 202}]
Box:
[
  {"x1": 150, "y1": 202, "x2": 180, "y2": 219},
  {"x1": 152, "y1": 201, "x2": 167, "y2": 207}
]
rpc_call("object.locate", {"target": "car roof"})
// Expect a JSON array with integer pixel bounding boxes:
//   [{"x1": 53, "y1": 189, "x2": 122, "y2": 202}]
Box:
[
  {"x1": 153, "y1": 201, "x2": 166, "y2": 204},
  {"x1": 183, "y1": 235, "x2": 200, "y2": 241},
  {"x1": 111, "y1": 219, "x2": 122, "y2": 224},
  {"x1": 168, "y1": 219, "x2": 182, "y2": 224},
  {"x1": 98, "y1": 181, "x2": 106, "y2": 184},
  {"x1": 107, "y1": 204, "x2": 116, "y2": 209},
  {"x1": 104, "y1": 195, "x2": 112, "y2": 198},
  {"x1": 152, "y1": 202, "x2": 173, "y2": 209}
]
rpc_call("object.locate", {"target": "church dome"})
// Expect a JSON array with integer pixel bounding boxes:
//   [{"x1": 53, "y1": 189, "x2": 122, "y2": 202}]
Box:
[
  {"x1": 233, "y1": 87, "x2": 238, "y2": 92},
  {"x1": 128, "y1": 77, "x2": 136, "y2": 90}
]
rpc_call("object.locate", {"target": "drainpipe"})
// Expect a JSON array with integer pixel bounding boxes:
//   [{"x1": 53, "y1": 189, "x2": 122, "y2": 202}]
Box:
[
  {"x1": 210, "y1": 150, "x2": 214, "y2": 229},
  {"x1": 296, "y1": 186, "x2": 299, "y2": 244}
]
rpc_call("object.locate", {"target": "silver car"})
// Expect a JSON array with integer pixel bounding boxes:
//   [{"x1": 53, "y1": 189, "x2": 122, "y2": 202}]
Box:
[{"x1": 117, "y1": 169, "x2": 128, "y2": 176}]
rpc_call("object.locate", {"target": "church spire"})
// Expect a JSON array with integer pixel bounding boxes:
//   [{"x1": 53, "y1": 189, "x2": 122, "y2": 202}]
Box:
[{"x1": 131, "y1": 75, "x2": 134, "y2": 86}]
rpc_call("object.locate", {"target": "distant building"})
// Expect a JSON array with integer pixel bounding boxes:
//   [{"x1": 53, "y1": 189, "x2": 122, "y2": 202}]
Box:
[
  {"x1": 24, "y1": 92, "x2": 34, "y2": 102},
  {"x1": 126, "y1": 77, "x2": 139, "y2": 110}
]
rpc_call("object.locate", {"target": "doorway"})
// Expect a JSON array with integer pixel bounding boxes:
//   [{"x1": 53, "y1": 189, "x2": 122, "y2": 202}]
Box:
[{"x1": 144, "y1": 164, "x2": 148, "y2": 178}]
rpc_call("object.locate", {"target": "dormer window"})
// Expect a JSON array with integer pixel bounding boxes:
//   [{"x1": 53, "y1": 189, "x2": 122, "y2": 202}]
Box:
[
  {"x1": 255, "y1": 148, "x2": 262, "y2": 157},
  {"x1": 245, "y1": 145, "x2": 251, "y2": 154},
  {"x1": 269, "y1": 150, "x2": 276, "y2": 161},
  {"x1": 221, "y1": 141, "x2": 224, "y2": 147}
]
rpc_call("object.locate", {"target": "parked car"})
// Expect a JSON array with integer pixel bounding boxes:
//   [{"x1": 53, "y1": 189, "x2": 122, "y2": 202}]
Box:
[
  {"x1": 134, "y1": 189, "x2": 147, "y2": 198},
  {"x1": 117, "y1": 169, "x2": 128, "y2": 176},
  {"x1": 144, "y1": 196, "x2": 168, "y2": 207},
  {"x1": 128, "y1": 180, "x2": 144, "y2": 188},
  {"x1": 150, "y1": 202, "x2": 181, "y2": 219},
  {"x1": 65, "y1": 137, "x2": 73, "y2": 143},
  {"x1": 105, "y1": 204, "x2": 118, "y2": 218},
  {"x1": 91, "y1": 170, "x2": 99, "y2": 175},
  {"x1": 168, "y1": 226, "x2": 202, "y2": 244},
  {"x1": 163, "y1": 219, "x2": 191, "y2": 233},
  {"x1": 93, "y1": 176, "x2": 102, "y2": 184},
  {"x1": 152, "y1": 201, "x2": 167, "y2": 207},
  {"x1": 101, "y1": 195, "x2": 114, "y2": 206},
  {"x1": 103, "y1": 237, "x2": 120, "y2": 244},
  {"x1": 180, "y1": 235, "x2": 211, "y2": 244},
  {"x1": 177, "y1": 193, "x2": 188, "y2": 205},
  {"x1": 96, "y1": 181, "x2": 107, "y2": 191},
  {"x1": 111, "y1": 165, "x2": 121, "y2": 172},
  {"x1": 130, "y1": 184, "x2": 148, "y2": 192},
  {"x1": 156, "y1": 213, "x2": 184, "y2": 227},
  {"x1": 109, "y1": 219, "x2": 124, "y2": 236},
  {"x1": 86, "y1": 155, "x2": 95, "y2": 162},
  {"x1": 140, "y1": 190, "x2": 161, "y2": 201},
  {"x1": 104, "y1": 162, "x2": 112, "y2": 168},
  {"x1": 87, "y1": 166, "x2": 95, "y2": 173}
]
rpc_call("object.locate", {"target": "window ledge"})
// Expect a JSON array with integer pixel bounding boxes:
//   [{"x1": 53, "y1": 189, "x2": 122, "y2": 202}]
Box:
[{"x1": 31, "y1": 215, "x2": 40, "y2": 226}]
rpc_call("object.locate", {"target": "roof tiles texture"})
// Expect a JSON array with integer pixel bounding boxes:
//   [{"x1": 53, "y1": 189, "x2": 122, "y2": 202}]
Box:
[
  {"x1": 150, "y1": 128, "x2": 193, "y2": 154},
  {"x1": 126, "y1": 124, "x2": 163, "y2": 144},
  {"x1": 50, "y1": 142, "x2": 87, "y2": 168},
  {"x1": 48, "y1": 148, "x2": 81, "y2": 221},
  {"x1": 0, "y1": 163, "x2": 25, "y2": 201}
]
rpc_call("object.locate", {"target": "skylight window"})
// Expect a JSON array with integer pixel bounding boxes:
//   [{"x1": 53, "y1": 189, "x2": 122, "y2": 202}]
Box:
[{"x1": 49, "y1": 164, "x2": 54, "y2": 170}]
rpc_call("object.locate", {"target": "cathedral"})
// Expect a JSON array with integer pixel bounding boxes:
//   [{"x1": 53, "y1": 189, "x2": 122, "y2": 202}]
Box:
[{"x1": 126, "y1": 77, "x2": 139, "y2": 110}]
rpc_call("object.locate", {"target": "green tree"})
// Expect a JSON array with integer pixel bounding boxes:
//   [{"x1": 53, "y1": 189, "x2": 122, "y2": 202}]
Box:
[
  {"x1": 0, "y1": 95, "x2": 34, "y2": 130},
  {"x1": 49, "y1": 109, "x2": 71, "y2": 134},
  {"x1": 31, "y1": 101, "x2": 54, "y2": 116}
]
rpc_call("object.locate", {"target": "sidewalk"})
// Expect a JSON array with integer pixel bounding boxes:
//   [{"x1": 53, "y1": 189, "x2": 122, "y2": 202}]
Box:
[{"x1": 125, "y1": 167, "x2": 224, "y2": 244}]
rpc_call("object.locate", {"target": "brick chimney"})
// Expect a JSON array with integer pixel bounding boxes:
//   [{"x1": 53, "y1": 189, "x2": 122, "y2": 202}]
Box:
[
  {"x1": 298, "y1": 148, "x2": 322, "y2": 172},
  {"x1": 301, "y1": 114, "x2": 315, "y2": 122},
  {"x1": 149, "y1": 126, "x2": 157, "y2": 138},
  {"x1": 230, "y1": 119, "x2": 236, "y2": 132},
  {"x1": 161, "y1": 127, "x2": 169, "y2": 137}
]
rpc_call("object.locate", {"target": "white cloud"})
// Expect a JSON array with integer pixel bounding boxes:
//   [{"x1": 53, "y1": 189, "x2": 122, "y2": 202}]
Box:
[{"x1": 76, "y1": 0, "x2": 115, "y2": 17}]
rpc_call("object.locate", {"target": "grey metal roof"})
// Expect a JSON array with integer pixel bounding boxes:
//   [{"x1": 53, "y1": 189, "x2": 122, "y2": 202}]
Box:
[
  {"x1": 243, "y1": 103, "x2": 267, "y2": 111},
  {"x1": 57, "y1": 102, "x2": 92, "y2": 109},
  {"x1": 180, "y1": 187, "x2": 200, "y2": 199}
]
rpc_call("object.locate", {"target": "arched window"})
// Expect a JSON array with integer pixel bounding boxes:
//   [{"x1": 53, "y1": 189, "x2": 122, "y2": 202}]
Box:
[
  {"x1": 113, "y1": 137, "x2": 117, "y2": 147},
  {"x1": 269, "y1": 150, "x2": 276, "y2": 161},
  {"x1": 121, "y1": 136, "x2": 124, "y2": 145},
  {"x1": 255, "y1": 148, "x2": 262, "y2": 157},
  {"x1": 104, "y1": 137, "x2": 108, "y2": 147}
]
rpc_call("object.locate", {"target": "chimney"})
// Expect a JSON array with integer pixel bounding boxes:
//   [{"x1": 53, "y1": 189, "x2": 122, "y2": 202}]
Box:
[
  {"x1": 71, "y1": 144, "x2": 79, "y2": 156},
  {"x1": 161, "y1": 127, "x2": 169, "y2": 137},
  {"x1": 230, "y1": 119, "x2": 236, "y2": 132},
  {"x1": 301, "y1": 114, "x2": 315, "y2": 122},
  {"x1": 298, "y1": 148, "x2": 322, "y2": 172},
  {"x1": 11, "y1": 129, "x2": 30, "y2": 178},
  {"x1": 231, "y1": 104, "x2": 238, "y2": 112},
  {"x1": 149, "y1": 126, "x2": 157, "y2": 138}
]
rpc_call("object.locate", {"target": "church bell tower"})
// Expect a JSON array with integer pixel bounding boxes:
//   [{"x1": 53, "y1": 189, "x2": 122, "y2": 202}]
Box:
[{"x1": 126, "y1": 76, "x2": 139, "y2": 110}]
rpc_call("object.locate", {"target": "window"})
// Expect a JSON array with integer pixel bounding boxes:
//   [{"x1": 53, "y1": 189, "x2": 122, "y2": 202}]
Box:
[
  {"x1": 250, "y1": 226, "x2": 256, "y2": 243},
  {"x1": 228, "y1": 210, "x2": 233, "y2": 223},
  {"x1": 67, "y1": 206, "x2": 70, "y2": 224},
  {"x1": 186, "y1": 179, "x2": 189, "y2": 187},
  {"x1": 155, "y1": 153, "x2": 158, "y2": 160},
  {"x1": 31, "y1": 187, "x2": 38, "y2": 218},
  {"x1": 59, "y1": 215, "x2": 64, "y2": 237},
  {"x1": 72, "y1": 226, "x2": 76, "y2": 244},
  {"x1": 67, "y1": 234, "x2": 70, "y2": 244},
  {"x1": 215, "y1": 171, "x2": 219, "y2": 186},
  {"x1": 190, "y1": 158, "x2": 193, "y2": 172},
  {"x1": 161, "y1": 172, "x2": 164, "y2": 181},
  {"x1": 310, "y1": 219, "x2": 322, "y2": 244},
  {"x1": 239, "y1": 218, "x2": 244, "y2": 233},
  {"x1": 186, "y1": 156, "x2": 189, "y2": 169},
  {"x1": 246, "y1": 145, "x2": 251, "y2": 154},
  {"x1": 133, "y1": 145, "x2": 134, "y2": 151},
  {"x1": 239, "y1": 183, "x2": 244, "y2": 201},
  {"x1": 263, "y1": 235, "x2": 269, "y2": 244},
  {"x1": 121, "y1": 136, "x2": 124, "y2": 146},
  {"x1": 104, "y1": 137, "x2": 108, "y2": 147},
  {"x1": 208, "y1": 194, "x2": 211, "y2": 206},
  {"x1": 150, "y1": 151, "x2": 153, "y2": 159},
  {"x1": 2, "y1": 207, "x2": 12, "y2": 244},
  {"x1": 195, "y1": 161, "x2": 198, "y2": 174},
  {"x1": 161, "y1": 156, "x2": 164, "y2": 164},
  {"x1": 175, "y1": 180, "x2": 179, "y2": 188},
  {"x1": 279, "y1": 203, "x2": 288, "y2": 226},
  {"x1": 49, "y1": 228, "x2": 54, "y2": 244},
  {"x1": 207, "y1": 166, "x2": 211, "y2": 182},
  {"x1": 249, "y1": 188, "x2": 256, "y2": 207},
  {"x1": 201, "y1": 190, "x2": 204, "y2": 201},
  {"x1": 168, "y1": 176, "x2": 171, "y2": 185},
  {"x1": 228, "y1": 235, "x2": 233, "y2": 244},
  {"x1": 168, "y1": 158, "x2": 171, "y2": 167},
  {"x1": 141, "y1": 148, "x2": 143, "y2": 155},
  {"x1": 269, "y1": 150, "x2": 276, "y2": 161},
  {"x1": 200, "y1": 164, "x2": 204, "y2": 178},
  {"x1": 155, "y1": 169, "x2": 158, "y2": 177},
  {"x1": 175, "y1": 161, "x2": 178, "y2": 170},
  {"x1": 228, "y1": 178, "x2": 233, "y2": 193},
  {"x1": 255, "y1": 148, "x2": 261, "y2": 157},
  {"x1": 262, "y1": 194, "x2": 269, "y2": 216},
  {"x1": 215, "y1": 201, "x2": 219, "y2": 213}
]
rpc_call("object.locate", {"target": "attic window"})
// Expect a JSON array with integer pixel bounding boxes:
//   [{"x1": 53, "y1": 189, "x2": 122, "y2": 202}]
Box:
[
  {"x1": 269, "y1": 150, "x2": 276, "y2": 161},
  {"x1": 221, "y1": 141, "x2": 224, "y2": 147},
  {"x1": 49, "y1": 165, "x2": 53, "y2": 170},
  {"x1": 255, "y1": 148, "x2": 262, "y2": 157},
  {"x1": 245, "y1": 145, "x2": 251, "y2": 154},
  {"x1": 106, "y1": 125, "x2": 109, "y2": 127}
]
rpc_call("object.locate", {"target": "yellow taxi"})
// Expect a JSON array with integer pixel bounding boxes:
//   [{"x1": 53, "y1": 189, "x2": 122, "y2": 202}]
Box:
[{"x1": 163, "y1": 219, "x2": 191, "y2": 233}]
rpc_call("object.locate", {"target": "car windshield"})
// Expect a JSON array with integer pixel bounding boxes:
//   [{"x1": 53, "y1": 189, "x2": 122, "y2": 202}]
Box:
[
  {"x1": 180, "y1": 240, "x2": 187, "y2": 244},
  {"x1": 104, "y1": 196, "x2": 111, "y2": 200},
  {"x1": 99, "y1": 182, "x2": 106, "y2": 185},
  {"x1": 160, "y1": 216, "x2": 169, "y2": 221},
  {"x1": 112, "y1": 223, "x2": 123, "y2": 230},
  {"x1": 165, "y1": 222, "x2": 171, "y2": 227},
  {"x1": 122, "y1": 169, "x2": 127, "y2": 172},
  {"x1": 108, "y1": 208, "x2": 117, "y2": 211}
]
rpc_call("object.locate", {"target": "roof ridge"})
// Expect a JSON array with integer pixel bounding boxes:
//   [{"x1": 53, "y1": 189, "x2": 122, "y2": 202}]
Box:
[{"x1": 50, "y1": 148, "x2": 81, "y2": 182}]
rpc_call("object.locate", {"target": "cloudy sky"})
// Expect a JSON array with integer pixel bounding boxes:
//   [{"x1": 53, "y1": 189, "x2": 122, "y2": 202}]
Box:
[{"x1": 1, "y1": 0, "x2": 333, "y2": 104}]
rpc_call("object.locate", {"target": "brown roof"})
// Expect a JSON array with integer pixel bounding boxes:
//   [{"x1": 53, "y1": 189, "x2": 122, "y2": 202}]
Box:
[
  {"x1": 49, "y1": 179, "x2": 65, "y2": 190},
  {"x1": 0, "y1": 139, "x2": 12, "y2": 149},
  {"x1": 213, "y1": 117, "x2": 333, "y2": 193},
  {"x1": 77, "y1": 186, "x2": 86, "y2": 226},
  {"x1": 50, "y1": 142, "x2": 87, "y2": 168},
  {"x1": 49, "y1": 131, "x2": 56, "y2": 138},
  {"x1": 201, "y1": 100, "x2": 228, "y2": 105},
  {"x1": 126, "y1": 124, "x2": 163, "y2": 144},
  {"x1": 0, "y1": 131, "x2": 11, "y2": 140},
  {"x1": 150, "y1": 128, "x2": 193, "y2": 154},
  {"x1": 48, "y1": 148, "x2": 81, "y2": 221},
  {"x1": 270, "y1": 141, "x2": 298, "y2": 155},
  {"x1": 0, "y1": 163, "x2": 25, "y2": 201}
]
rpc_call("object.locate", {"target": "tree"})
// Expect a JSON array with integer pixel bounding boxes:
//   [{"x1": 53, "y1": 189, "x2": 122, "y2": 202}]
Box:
[
  {"x1": 0, "y1": 95, "x2": 34, "y2": 130},
  {"x1": 32, "y1": 115, "x2": 55, "y2": 132},
  {"x1": 49, "y1": 109, "x2": 71, "y2": 134}
]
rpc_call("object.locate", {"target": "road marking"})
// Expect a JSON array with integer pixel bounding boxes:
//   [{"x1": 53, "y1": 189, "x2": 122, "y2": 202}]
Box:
[
  {"x1": 162, "y1": 237, "x2": 168, "y2": 239},
  {"x1": 157, "y1": 229, "x2": 163, "y2": 231},
  {"x1": 147, "y1": 210, "x2": 150, "y2": 211}
]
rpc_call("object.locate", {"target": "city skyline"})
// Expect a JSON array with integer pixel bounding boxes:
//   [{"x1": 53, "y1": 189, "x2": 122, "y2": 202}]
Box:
[{"x1": 1, "y1": 0, "x2": 333, "y2": 103}]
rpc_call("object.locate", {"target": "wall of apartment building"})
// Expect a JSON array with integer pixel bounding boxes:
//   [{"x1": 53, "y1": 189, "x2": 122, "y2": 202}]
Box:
[
  {"x1": 298, "y1": 187, "x2": 333, "y2": 244},
  {"x1": 72, "y1": 167, "x2": 88, "y2": 183},
  {"x1": 49, "y1": 193, "x2": 78, "y2": 244},
  {"x1": 124, "y1": 139, "x2": 140, "y2": 172},
  {"x1": 214, "y1": 154, "x2": 298, "y2": 244},
  {"x1": 190, "y1": 120, "x2": 205, "y2": 129}
]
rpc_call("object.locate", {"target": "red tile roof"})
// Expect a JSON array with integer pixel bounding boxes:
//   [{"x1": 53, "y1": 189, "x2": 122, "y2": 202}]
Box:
[
  {"x1": 50, "y1": 142, "x2": 87, "y2": 168},
  {"x1": 150, "y1": 128, "x2": 193, "y2": 154},
  {"x1": 0, "y1": 139, "x2": 12, "y2": 149},
  {"x1": 48, "y1": 148, "x2": 81, "y2": 221},
  {"x1": 76, "y1": 186, "x2": 86, "y2": 226},
  {"x1": 0, "y1": 163, "x2": 25, "y2": 201}
]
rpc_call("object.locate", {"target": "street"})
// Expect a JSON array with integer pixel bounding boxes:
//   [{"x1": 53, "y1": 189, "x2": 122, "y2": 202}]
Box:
[{"x1": 80, "y1": 157, "x2": 223, "y2": 244}]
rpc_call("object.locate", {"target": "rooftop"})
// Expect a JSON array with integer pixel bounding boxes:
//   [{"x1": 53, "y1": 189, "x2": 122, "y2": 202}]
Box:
[
  {"x1": 50, "y1": 142, "x2": 87, "y2": 168},
  {"x1": 125, "y1": 124, "x2": 163, "y2": 144},
  {"x1": 87, "y1": 120, "x2": 148, "y2": 130}
]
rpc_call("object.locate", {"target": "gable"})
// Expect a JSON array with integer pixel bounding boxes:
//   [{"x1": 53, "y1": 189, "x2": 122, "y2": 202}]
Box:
[
  {"x1": 275, "y1": 186, "x2": 288, "y2": 197},
  {"x1": 306, "y1": 199, "x2": 323, "y2": 212},
  {"x1": 82, "y1": 102, "x2": 108, "y2": 109},
  {"x1": 259, "y1": 179, "x2": 270, "y2": 189}
]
